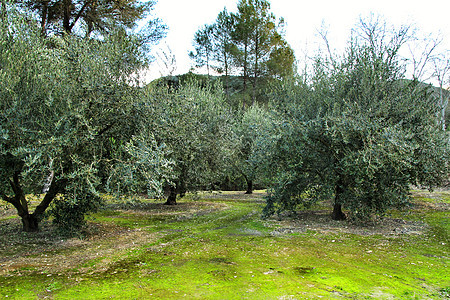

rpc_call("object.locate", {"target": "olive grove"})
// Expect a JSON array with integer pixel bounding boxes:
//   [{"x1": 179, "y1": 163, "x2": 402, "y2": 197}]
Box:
[{"x1": 1, "y1": 1, "x2": 448, "y2": 235}]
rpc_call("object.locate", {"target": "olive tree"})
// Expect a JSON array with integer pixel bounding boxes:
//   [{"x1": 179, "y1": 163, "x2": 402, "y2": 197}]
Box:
[
  {"x1": 231, "y1": 104, "x2": 273, "y2": 194},
  {"x1": 263, "y1": 17, "x2": 449, "y2": 221},
  {"x1": 142, "y1": 80, "x2": 235, "y2": 205},
  {"x1": 0, "y1": 8, "x2": 169, "y2": 232}
]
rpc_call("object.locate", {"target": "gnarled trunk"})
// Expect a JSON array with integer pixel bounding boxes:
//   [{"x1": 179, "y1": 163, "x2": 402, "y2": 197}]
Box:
[
  {"x1": 331, "y1": 180, "x2": 346, "y2": 221},
  {"x1": 245, "y1": 179, "x2": 253, "y2": 194},
  {"x1": 21, "y1": 213, "x2": 39, "y2": 232},
  {"x1": 331, "y1": 203, "x2": 346, "y2": 221},
  {"x1": 2, "y1": 173, "x2": 65, "y2": 232},
  {"x1": 165, "y1": 186, "x2": 177, "y2": 205},
  {"x1": 5, "y1": 171, "x2": 39, "y2": 231}
]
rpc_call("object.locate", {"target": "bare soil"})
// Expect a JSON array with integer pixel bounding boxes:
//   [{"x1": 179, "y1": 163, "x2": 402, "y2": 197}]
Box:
[
  {"x1": 268, "y1": 190, "x2": 449, "y2": 237},
  {"x1": 268, "y1": 210, "x2": 429, "y2": 237}
]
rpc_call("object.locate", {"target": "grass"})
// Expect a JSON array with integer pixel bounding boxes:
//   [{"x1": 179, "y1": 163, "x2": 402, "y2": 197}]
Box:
[{"x1": 0, "y1": 190, "x2": 448, "y2": 299}]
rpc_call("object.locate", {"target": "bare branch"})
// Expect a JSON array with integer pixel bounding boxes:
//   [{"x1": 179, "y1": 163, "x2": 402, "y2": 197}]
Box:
[
  {"x1": 408, "y1": 34, "x2": 442, "y2": 81},
  {"x1": 316, "y1": 22, "x2": 333, "y2": 64}
]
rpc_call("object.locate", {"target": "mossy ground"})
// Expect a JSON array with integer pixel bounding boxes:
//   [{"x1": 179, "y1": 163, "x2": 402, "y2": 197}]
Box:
[{"x1": 0, "y1": 190, "x2": 448, "y2": 299}]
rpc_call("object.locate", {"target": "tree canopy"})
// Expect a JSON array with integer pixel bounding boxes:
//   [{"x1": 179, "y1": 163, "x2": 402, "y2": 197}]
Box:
[
  {"x1": 143, "y1": 80, "x2": 235, "y2": 205},
  {"x1": 0, "y1": 5, "x2": 168, "y2": 232},
  {"x1": 190, "y1": 0, "x2": 295, "y2": 105},
  {"x1": 19, "y1": 0, "x2": 167, "y2": 39},
  {"x1": 262, "y1": 18, "x2": 449, "y2": 221}
]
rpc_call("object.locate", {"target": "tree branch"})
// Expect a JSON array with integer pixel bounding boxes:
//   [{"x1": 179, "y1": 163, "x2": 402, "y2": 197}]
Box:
[
  {"x1": 69, "y1": 0, "x2": 93, "y2": 31},
  {"x1": 97, "y1": 122, "x2": 115, "y2": 137},
  {"x1": 33, "y1": 178, "x2": 68, "y2": 220},
  {"x1": 1, "y1": 191, "x2": 13, "y2": 204}
]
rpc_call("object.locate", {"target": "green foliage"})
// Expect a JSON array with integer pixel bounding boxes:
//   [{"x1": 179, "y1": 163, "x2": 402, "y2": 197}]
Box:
[
  {"x1": 265, "y1": 39, "x2": 296, "y2": 79},
  {"x1": 231, "y1": 0, "x2": 295, "y2": 102},
  {"x1": 106, "y1": 133, "x2": 173, "y2": 198},
  {"x1": 0, "y1": 6, "x2": 169, "y2": 232},
  {"x1": 190, "y1": 0, "x2": 295, "y2": 104},
  {"x1": 0, "y1": 7, "x2": 62, "y2": 192},
  {"x1": 231, "y1": 103, "x2": 273, "y2": 192},
  {"x1": 49, "y1": 192, "x2": 102, "y2": 235},
  {"x1": 263, "y1": 19, "x2": 449, "y2": 221},
  {"x1": 212, "y1": 8, "x2": 235, "y2": 77},
  {"x1": 19, "y1": 0, "x2": 166, "y2": 39},
  {"x1": 143, "y1": 80, "x2": 235, "y2": 202},
  {"x1": 189, "y1": 24, "x2": 215, "y2": 75}
]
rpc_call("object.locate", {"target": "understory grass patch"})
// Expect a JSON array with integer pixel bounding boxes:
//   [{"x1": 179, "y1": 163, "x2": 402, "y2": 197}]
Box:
[{"x1": 0, "y1": 190, "x2": 448, "y2": 299}]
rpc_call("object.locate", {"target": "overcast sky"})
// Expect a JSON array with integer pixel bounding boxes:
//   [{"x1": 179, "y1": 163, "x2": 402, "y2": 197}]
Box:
[{"x1": 143, "y1": 0, "x2": 449, "y2": 82}]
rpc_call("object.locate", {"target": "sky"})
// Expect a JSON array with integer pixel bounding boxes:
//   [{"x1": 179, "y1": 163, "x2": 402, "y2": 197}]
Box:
[{"x1": 143, "y1": 0, "x2": 449, "y2": 82}]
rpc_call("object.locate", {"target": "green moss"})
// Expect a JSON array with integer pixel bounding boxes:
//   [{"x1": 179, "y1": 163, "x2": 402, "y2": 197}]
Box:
[
  {"x1": 1, "y1": 190, "x2": 448, "y2": 299},
  {"x1": 0, "y1": 215, "x2": 18, "y2": 221}
]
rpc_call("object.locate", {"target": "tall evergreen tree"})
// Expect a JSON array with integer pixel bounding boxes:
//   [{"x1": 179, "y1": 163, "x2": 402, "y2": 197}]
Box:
[
  {"x1": 231, "y1": 0, "x2": 254, "y2": 95},
  {"x1": 231, "y1": 0, "x2": 293, "y2": 103},
  {"x1": 212, "y1": 8, "x2": 236, "y2": 94},
  {"x1": 190, "y1": 0, "x2": 295, "y2": 105},
  {"x1": 190, "y1": 24, "x2": 215, "y2": 75},
  {"x1": 19, "y1": 0, "x2": 166, "y2": 38}
]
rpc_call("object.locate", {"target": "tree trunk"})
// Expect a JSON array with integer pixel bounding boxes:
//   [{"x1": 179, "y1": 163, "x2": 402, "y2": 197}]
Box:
[
  {"x1": 6, "y1": 172, "x2": 42, "y2": 231},
  {"x1": 243, "y1": 43, "x2": 248, "y2": 93},
  {"x1": 165, "y1": 186, "x2": 177, "y2": 205},
  {"x1": 245, "y1": 179, "x2": 253, "y2": 194},
  {"x1": 34, "y1": 178, "x2": 66, "y2": 221},
  {"x1": 21, "y1": 213, "x2": 39, "y2": 232},
  {"x1": 331, "y1": 180, "x2": 346, "y2": 220},
  {"x1": 40, "y1": 1, "x2": 48, "y2": 36},
  {"x1": 252, "y1": 35, "x2": 259, "y2": 105},
  {"x1": 2, "y1": 169, "x2": 65, "y2": 233},
  {"x1": 206, "y1": 52, "x2": 210, "y2": 76},
  {"x1": 224, "y1": 51, "x2": 229, "y2": 99},
  {"x1": 331, "y1": 203, "x2": 346, "y2": 221},
  {"x1": 63, "y1": 0, "x2": 71, "y2": 33}
]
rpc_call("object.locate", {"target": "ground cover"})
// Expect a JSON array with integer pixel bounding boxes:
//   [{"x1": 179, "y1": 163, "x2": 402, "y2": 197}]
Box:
[{"x1": 0, "y1": 190, "x2": 448, "y2": 299}]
